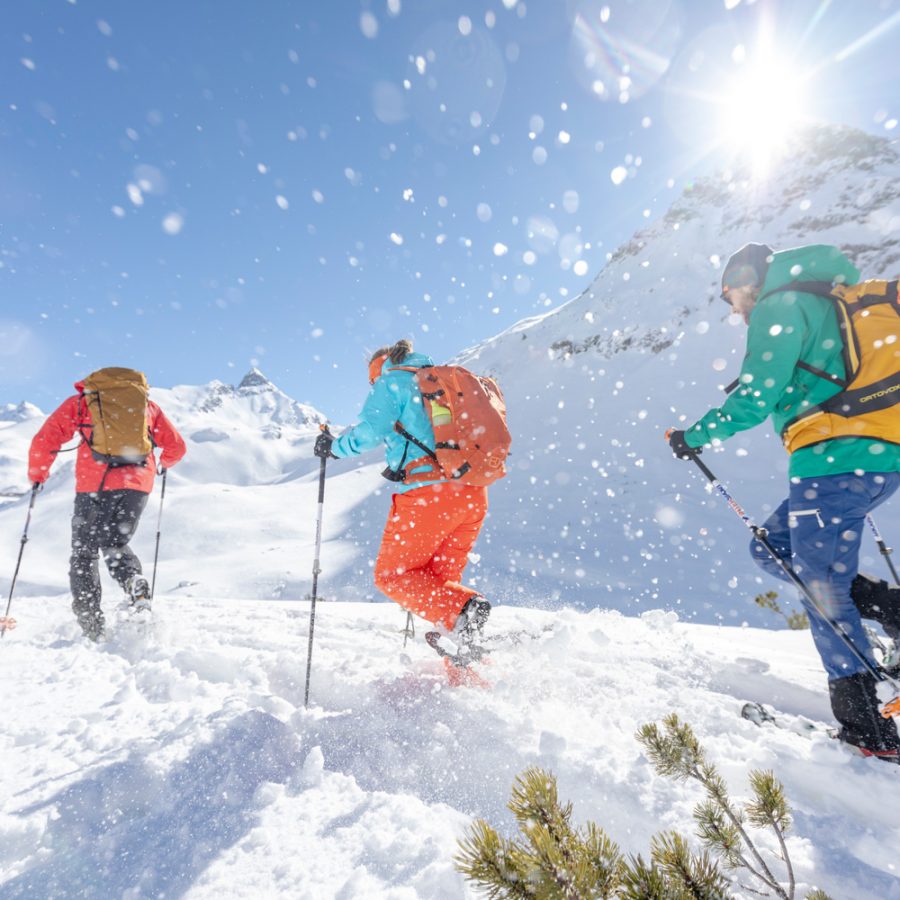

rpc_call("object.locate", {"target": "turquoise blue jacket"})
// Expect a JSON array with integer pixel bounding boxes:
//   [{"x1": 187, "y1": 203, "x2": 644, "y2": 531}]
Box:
[{"x1": 331, "y1": 352, "x2": 444, "y2": 493}]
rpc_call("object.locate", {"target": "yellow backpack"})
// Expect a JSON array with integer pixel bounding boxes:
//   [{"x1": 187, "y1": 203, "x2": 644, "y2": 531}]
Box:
[
  {"x1": 779, "y1": 280, "x2": 900, "y2": 452},
  {"x1": 80, "y1": 367, "x2": 153, "y2": 466}
]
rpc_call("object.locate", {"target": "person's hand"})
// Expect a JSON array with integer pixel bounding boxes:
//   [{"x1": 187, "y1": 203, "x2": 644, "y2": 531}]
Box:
[
  {"x1": 666, "y1": 428, "x2": 699, "y2": 460},
  {"x1": 314, "y1": 431, "x2": 336, "y2": 459},
  {"x1": 28, "y1": 469, "x2": 48, "y2": 486}
]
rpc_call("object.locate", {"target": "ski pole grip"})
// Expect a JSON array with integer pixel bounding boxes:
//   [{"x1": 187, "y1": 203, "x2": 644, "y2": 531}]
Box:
[{"x1": 687, "y1": 451, "x2": 717, "y2": 484}]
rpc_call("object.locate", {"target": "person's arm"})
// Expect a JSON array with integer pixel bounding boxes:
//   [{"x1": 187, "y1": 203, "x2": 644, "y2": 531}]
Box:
[
  {"x1": 28, "y1": 397, "x2": 79, "y2": 483},
  {"x1": 150, "y1": 404, "x2": 187, "y2": 468},
  {"x1": 685, "y1": 296, "x2": 806, "y2": 448},
  {"x1": 331, "y1": 377, "x2": 403, "y2": 458}
]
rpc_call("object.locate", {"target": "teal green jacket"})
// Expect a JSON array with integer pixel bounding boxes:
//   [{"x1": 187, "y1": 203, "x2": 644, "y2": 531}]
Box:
[{"x1": 685, "y1": 245, "x2": 900, "y2": 478}]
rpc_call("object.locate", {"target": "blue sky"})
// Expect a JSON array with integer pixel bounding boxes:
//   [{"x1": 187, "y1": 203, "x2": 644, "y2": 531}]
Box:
[{"x1": 2, "y1": 0, "x2": 899, "y2": 421}]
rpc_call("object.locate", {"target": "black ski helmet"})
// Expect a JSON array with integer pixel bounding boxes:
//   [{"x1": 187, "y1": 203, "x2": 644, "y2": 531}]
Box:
[{"x1": 721, "y1": 243, "x2": 774, "y2": 302}]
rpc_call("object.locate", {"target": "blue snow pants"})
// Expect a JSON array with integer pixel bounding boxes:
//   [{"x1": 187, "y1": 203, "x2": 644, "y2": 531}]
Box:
[{"x1": 750, "y1": 471, "x2": 900, "y2": 681}]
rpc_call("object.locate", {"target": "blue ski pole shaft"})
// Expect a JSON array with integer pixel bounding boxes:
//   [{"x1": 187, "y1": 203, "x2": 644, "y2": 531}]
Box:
[
  {"x1": 150, "y1": 467, "x2": 168, "y2": 600},
  {"x1": 2, "y1": 483, "x2": 41, "y2": 638},
  {"x1": 865, "y1": 514, "x2": 900, "y2": 587},
  {"x1": 304, "y1": 428, "x2": 330, "y2": 708},
  {"x1": 685, "y1": 452, "x2": 899, "y2": 693}
]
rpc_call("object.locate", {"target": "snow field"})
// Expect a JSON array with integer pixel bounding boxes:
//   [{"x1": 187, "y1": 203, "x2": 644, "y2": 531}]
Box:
[{"x1": 1, "y1": 597, "x2": 898, "y2": 898}]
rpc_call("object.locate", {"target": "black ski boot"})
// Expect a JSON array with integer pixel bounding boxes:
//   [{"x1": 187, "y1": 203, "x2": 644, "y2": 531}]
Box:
[
  {"x1": 829, "y1": 672, "x2": 900, "y2": 763},
  {"x1": 453, "y1": 596, "x2": 491, "y2": 647},
  {"x1": 76, "y1": 608, "x2": 106, "y2": 643},
  {"x1": 851, "y1": 573, "x2": 900, "y2": 641},
  {"x1": 425, "y1": 597, "x2": 492, "y2": 668}
]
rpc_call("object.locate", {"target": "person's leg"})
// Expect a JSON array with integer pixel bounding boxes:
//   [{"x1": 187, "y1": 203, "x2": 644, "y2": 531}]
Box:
[
  {"x1": 69, "y1": 493, "x2": 105, "y2": 639},
  {"x1": 374, "y1": 485, "x2": 479, "y2": 629},
  {"x1": 787, "y1": 473, "x2": 877, "y2": 680},
  {"x1": 100, "y1": 490, "x2": 149, "y2": 590},
  {"x1": 748, "y1": 496, "x2": 795, "y2": 584},
  {"x1": 427, "y1": 486, "x2": 487, "y2": 593},
  {"x1": 790, "y1": 472, "x2": 900, "y2": 753}
]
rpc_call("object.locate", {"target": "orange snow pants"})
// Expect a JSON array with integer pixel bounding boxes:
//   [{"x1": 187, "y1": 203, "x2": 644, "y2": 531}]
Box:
[{"x1": 374, "y1": 482, "x2": 488, "y2": 630}]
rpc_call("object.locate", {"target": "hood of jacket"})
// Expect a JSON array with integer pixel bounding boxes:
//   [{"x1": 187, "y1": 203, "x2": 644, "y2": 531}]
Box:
[
  {"x1": 380, "y1": 350, "x2": 434, "y2": 377},
  {"x1": 761, "y1": 244, "x2": 859, "y2": 295}
]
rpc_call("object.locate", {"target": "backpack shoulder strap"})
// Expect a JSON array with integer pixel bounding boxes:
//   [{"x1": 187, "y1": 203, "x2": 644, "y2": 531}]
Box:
[{"x1": 756, "y1": 280, "x2": 855, "y2": 387}]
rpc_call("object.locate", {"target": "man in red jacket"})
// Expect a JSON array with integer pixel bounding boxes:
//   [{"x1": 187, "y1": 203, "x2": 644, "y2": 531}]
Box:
[{"x1": 28, "y1": 375, "x2": 186, "y2": 640}]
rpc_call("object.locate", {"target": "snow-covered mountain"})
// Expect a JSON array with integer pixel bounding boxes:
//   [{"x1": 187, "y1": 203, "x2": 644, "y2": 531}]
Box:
[
  {"x1": 1, "y1": 124, "x2": 898, "y2": 624},
  {"x1": 457, "y1": 122, "x2": 900, "y2": 622}
]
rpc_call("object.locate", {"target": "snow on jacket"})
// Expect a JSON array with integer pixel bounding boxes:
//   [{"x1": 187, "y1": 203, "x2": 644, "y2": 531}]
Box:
[
  {"x1": 685, "y1": 244, "x2": 900, "y2": 478},
  {"x1": 28, "y1": 381, "x2": 187, "y2": 493},
  {"x1": 330, "y1": 351, "x2": 445, "y2": 494}
]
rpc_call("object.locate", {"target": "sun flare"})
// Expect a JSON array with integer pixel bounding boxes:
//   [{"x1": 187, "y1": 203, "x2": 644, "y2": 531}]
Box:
[{"x1": 718, "y1": 58, "x2": 811, "y2": 175}]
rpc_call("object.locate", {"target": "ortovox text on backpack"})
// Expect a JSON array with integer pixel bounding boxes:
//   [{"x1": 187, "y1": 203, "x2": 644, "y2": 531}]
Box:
[
  {"x1": 389, "y1": 365, "x2": 511, "y2": 486},
  {"x1": 770, "y1": 280, "x2": 900, "y2": 452},
  {"x1": 80, "y1": 368, "x2": 154, "y2": 466}
]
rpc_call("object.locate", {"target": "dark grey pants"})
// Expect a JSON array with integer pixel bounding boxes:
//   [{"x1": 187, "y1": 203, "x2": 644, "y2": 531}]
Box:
[{"x1": 70, "y1": 490, "x2": 149, "y2": 637}]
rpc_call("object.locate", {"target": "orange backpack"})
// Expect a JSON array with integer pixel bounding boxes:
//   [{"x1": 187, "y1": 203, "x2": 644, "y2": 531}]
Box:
[
  {"x1": 390, "y1": 365, "x2": 511, "y2": 487},
  {"x1": 776, "y1": 279, "x2": 900, "y2": 452}
]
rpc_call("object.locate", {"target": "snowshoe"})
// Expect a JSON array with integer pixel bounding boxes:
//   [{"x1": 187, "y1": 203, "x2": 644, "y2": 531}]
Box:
[
  {"x1": 125, "y1": 575, "x2": 152, "y2": 613},
  {"x1": 425, "y1": 631, "x2": 488, "y2": 668}
]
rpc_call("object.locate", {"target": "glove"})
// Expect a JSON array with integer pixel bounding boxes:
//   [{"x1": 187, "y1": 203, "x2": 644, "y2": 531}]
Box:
[
  {"x1": 666, "y1": 428, "x2": 699, "y2": 460},
  {"x1": 314, "y1": 431, "x2": 336, "y2": 459}
]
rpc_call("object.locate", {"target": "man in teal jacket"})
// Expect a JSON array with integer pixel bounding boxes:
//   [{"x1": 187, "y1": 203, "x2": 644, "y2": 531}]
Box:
[{"x1": 668, "y1": 243, "x2": 900, "y2": 761}]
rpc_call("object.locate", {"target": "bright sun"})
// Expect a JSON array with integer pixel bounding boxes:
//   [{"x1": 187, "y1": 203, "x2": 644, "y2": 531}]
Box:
[{"x1": 718, "y1": 58, "x2": 810, "y2": 175}]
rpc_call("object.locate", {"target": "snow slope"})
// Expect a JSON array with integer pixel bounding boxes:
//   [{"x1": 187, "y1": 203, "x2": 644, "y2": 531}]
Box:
[{"x1": 0, "y1": 599, "x2": 897, "y2": 898}]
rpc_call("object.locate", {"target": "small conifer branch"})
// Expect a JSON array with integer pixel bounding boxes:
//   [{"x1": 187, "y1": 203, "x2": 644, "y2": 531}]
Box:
[
  {"x1": 650, "y1": 830, "x2": 729, "y2": 898},
  {"x1": 638, "y1": 716, "x2": 789, "y2": 899},
  {"x1": 580, "y1": 822, "x2": 625, "y2": 898},
  {"x1": 454, "y1": 819, "x2": 533, "y2": 900},
  {"x1": 746, "y1": 770, "x2": 794, "y2": 898},
  {"x1": 508, "y1": 767, "x2": 581, "y2": 883}
]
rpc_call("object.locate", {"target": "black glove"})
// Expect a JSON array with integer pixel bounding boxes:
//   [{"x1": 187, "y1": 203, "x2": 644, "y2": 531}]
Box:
[
  {"x1": 314, "y1": 432, "x2": 336, "y2": 459},
  {"x1": 666, "y1": 428, "x2": 699, "y2": 460}
]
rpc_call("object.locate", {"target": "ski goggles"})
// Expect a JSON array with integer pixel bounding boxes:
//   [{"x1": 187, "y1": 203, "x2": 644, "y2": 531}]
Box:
[{"x1": 368, "y1": 353, "x2": 389, "y2": 385}]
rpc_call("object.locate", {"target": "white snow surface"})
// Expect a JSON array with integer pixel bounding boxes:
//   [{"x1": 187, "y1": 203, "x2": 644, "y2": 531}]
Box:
[{"x1": 1, "y1": 598, "x2": 898, "y2": 898}]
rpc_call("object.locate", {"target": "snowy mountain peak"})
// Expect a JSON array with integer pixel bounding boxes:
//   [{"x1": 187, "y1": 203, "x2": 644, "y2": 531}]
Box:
[
  {"x1": 0, "y1": 401, "x2": 43, "y2": 422},
  {"x1": 237, "y1": 368, "x2": 274, "y2": 392}
]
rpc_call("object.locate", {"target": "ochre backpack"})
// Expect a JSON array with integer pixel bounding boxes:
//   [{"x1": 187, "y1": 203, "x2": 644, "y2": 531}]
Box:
[
  {"x1": 80, "y1": 367, "x2": 153, "y2": 466},
  {"x1": 388, "y1": 365, "x2": 511, "y2": 486},
  {"x1": 775, "y1": 279, "x2": 900, "y2": 453}
]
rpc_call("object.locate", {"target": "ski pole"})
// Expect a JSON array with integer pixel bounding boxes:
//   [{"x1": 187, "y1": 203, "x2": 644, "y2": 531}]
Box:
[
  {"x1": 304, "y1": 425, "x2": 330, "y2": 708},
  {"x1": 149, "y1": 467, "x2": 168, "y2": 599},
  {"x1": 403, "y1": 610, "x2": 415, "y2": 647},
  {"x1": 865, "y1": 514, "x2": 900, "y2": 587},
  {"x1": 682, "y1": 451, "x2": 900, "y2": 717},
  {"x1": 1, "y1": 483, "x2": 41, "y2": 638}
]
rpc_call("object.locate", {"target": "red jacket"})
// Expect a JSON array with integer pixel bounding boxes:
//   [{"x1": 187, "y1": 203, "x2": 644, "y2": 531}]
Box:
[{"x1": 28, "y1": 381, "x2": 187, "y2": 493}]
